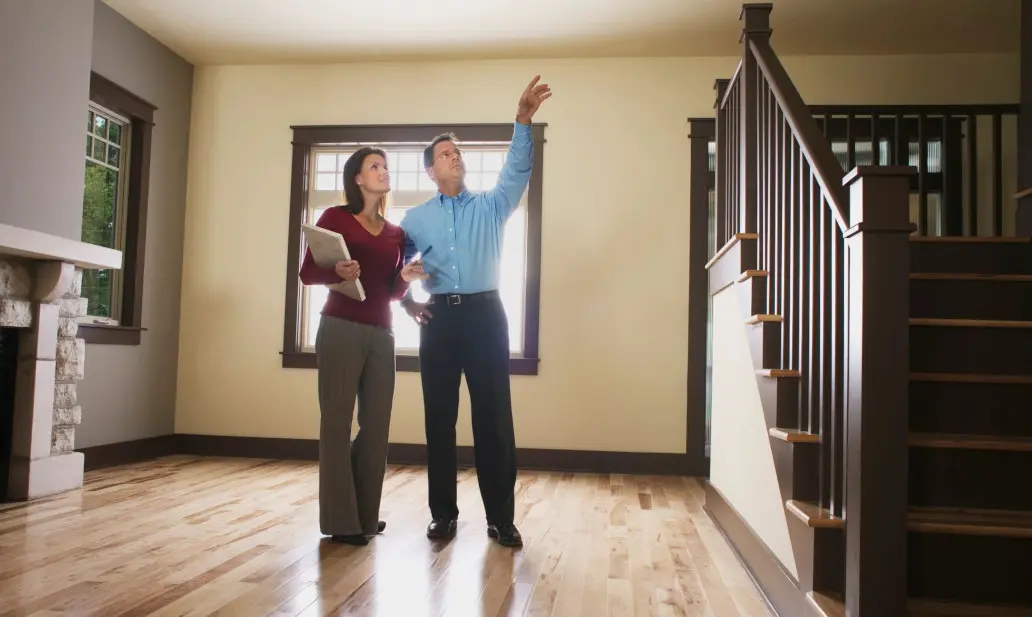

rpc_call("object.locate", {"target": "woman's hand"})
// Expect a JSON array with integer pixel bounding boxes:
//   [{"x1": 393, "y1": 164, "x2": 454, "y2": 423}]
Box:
[
  {"x1": 400, "y1": 259, "x2": 429, "y2": 282},
  {"x1": 335, "y1": 260, "x2": 360, "y2": 281}
]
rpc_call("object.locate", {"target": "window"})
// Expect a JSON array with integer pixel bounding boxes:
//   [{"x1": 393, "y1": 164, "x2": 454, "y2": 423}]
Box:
[
  {"x1": 82, "y1": 103, "x2": 130, "y2": 323},
  {"x1": 77, "y1": 72, "x2": 156, "y2": 346},
  {"x1": 281, "y1": 124, "x2": 545, "y2": 375}
]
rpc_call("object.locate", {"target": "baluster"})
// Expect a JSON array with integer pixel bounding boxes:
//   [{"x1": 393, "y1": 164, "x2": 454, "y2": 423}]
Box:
[
  {"x1": 819, "y1": 192, "x2": 832, "y2": 511},
  {"x1": 847, "y1": 113, "x2": 856, "y2": 170},
  {"x1": 993, "y1": 113, "x2": 1003, "y2": 235},
  {"x1": 943, "y1": 114, "x2": 952, "y2": 234},
  {"x1": 919, "y1": 113, "x2": 928, "y2": 235},
  {"x1": 797, "y1": 147, "x2": 811, "y2": 433},
  {"x1": 714, "y1": 79, "x2": 728, "y2": 245},
  {"x1": 872, "y1": 114, "x2": 881, "y2": 165},
  {"x1": 967, "y1": 114, "x2": 978, "y2": 235}
]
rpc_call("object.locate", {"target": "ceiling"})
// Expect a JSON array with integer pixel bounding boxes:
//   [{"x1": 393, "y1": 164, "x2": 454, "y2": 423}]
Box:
[{"x1": 101, "y1": 0, "x2": 1020, "y2": 65}]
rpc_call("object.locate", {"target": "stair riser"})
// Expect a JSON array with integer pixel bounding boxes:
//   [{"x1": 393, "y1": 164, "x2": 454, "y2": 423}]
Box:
[
  {"x1": 771, "y1": 440, "x2": 819, "y2": 504},
  {"x1": 910, "y1": 325, "x2": 1032, "y2": 374},
  {"x1": 909, "y1": 447, "x2": 1032, "y2": 510},
  {"x1": 910, "y1": 242, "x2": 1032, "y2": 275},
  {"x1": 910, "y1": 381, "x2": 1032, "y2": 437},
  {"x1": 908, "y1": 533, "x2": 1032, "y2": 605},
  {"x1": 813, "y1": 529, "x2": 845, "y2": 598},
  {"x1": 757, "y1": 374, "x2": 799, "y2": 431},
  {"x1": 910, "y1": 279, "x2": 1032, "y2": 321},
  {"x1": 746, "y1": 321, "x2": 780, "y2": 369}
]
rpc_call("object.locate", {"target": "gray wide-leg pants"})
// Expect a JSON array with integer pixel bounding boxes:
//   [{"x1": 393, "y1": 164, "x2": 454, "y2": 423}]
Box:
[{"x1": 315, "y1": 315, "x2": 395, "y2": 536}]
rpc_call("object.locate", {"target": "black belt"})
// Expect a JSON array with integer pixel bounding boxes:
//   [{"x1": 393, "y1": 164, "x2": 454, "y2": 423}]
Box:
[{"x1": 429, "y1": 289, "x2": 499, "y2": 306}]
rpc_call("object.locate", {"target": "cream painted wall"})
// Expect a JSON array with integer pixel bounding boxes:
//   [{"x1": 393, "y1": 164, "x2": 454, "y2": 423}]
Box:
[{"x1": 175, "y1": 52, "x2": 1017, "y2": 453}]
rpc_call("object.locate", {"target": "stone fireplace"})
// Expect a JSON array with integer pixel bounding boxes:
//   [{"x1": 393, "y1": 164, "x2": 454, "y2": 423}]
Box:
[{"x1": 0, "y1": 223, "x2": 121, "y2": 501}]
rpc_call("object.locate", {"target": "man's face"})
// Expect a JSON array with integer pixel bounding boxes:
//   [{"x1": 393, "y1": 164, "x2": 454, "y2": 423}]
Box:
[{"x1": 429, "y1": 139, "x2": 465, "y2": 186}]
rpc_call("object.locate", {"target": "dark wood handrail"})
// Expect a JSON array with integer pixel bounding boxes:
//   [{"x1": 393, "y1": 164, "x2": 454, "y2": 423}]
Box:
[
  {"x1": 721, "y1": 59, "x2": 744, "y2": 110},
  {"x1": 748, "y1": 37, "x2": 849, "y2": 230}
]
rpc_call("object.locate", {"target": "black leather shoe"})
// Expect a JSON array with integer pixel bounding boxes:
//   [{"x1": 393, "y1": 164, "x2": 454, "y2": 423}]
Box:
[
  {"x1": 426, "y1": 518, "x2": 457, "y2": 539},
  {"x1": 487, "y1": 523, "x2": 523, "y2": 547}
]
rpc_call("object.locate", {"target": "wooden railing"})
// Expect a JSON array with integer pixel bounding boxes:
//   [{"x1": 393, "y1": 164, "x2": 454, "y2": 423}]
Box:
[
  {"x1": 808, "y1": 104, "x2": 1021, "y2": 236},
  {"x1": 713, "y1": 4, "x2": 915, "y2": 615}
]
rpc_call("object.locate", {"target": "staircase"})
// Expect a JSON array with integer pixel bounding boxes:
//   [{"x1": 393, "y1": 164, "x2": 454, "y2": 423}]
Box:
[
  {"x1": 904, "y1": 237, "x2": 1032, "y2": 612},
  {"x1": 702, "y1": 4, "x2": 1032, "y2": 617}
]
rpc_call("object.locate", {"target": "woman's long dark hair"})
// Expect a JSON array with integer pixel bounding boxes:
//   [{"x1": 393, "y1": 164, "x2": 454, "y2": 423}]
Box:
[{"x1": 341, "y1": 146, "x2": 389, "y2": 216}]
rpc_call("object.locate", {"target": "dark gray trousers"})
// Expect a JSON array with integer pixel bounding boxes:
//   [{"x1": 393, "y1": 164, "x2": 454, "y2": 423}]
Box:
[{"x1": 315, "y1": 315, "x2": 395, "y2": 536}]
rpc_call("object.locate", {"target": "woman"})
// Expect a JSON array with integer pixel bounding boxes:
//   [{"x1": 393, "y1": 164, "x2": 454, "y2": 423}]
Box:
[{"x1": 299, "y1": 147, "x2": 426, "y2": 546}]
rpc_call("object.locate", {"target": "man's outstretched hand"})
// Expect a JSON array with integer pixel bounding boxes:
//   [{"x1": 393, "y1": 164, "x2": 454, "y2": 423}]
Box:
[{"x1": 516, "y1": 75, "x2": 552, "y2": 125}]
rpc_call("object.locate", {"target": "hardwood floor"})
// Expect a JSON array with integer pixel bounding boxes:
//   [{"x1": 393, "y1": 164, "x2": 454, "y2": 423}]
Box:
[{"x1": 0, "y1": 456, "x2": 772, "y2": 617}]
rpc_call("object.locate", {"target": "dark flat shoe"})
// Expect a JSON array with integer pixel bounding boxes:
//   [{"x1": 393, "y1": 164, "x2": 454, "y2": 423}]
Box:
[
  {"x1": 487, "y1": 522, "x2": 523, "y2": 547},
  {"x1": 426, "y1": 518, "x2": 457, "y2": 539}
]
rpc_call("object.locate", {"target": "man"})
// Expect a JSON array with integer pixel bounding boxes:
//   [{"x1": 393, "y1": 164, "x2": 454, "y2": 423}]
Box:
[{"x1": 399, "y1": 76, "x2": 552, "y2": 548}]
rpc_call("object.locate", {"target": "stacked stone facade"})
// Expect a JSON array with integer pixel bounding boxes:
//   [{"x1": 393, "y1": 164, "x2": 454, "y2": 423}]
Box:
[
  {"x1": 53, "y1": 270, "x2": 85, "y2": 453},
  {"x1": 1, "y1": 257, "x2": 87, "y2": 498}
]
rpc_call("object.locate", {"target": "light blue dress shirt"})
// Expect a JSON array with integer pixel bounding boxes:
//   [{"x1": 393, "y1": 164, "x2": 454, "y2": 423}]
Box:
[{"x1": 400, "y1": 122, "x2": 534, "y2": 295}]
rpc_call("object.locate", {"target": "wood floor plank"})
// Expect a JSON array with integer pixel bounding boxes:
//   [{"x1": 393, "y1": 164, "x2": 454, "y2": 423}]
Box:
[{"x1": 0, "y1": 457, "x2": 771, "y2": 617}]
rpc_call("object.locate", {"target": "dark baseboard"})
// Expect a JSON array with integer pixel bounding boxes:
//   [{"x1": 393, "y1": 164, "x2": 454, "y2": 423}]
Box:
[
  {"x1": 79, "y1": 435, "x2": 178, "y2": 471},
  {"x1": 704, "y1": 482, "x2": 818, "y2": 617},
  {"x1": 82, "y1": 433, "x2": 709, "y2": 477}
]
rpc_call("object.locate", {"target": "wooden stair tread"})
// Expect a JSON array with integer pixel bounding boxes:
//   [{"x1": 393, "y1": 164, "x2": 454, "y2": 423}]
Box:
[
  {"x1": 769, "y1": 428, "x2": 819, "y2": 443},
  {"x1": 909, "y1": 433, "x2": 1032, "y2": 452},
  {"x1": 909, "y1": 507, "x2": 1032, "y2": 539},
  {"x1": 910, "y1": 236, "x2": 1031, "y2": 244},
  {"x1": 909, "y1": 598, "x2": 1032, "y2": 616},
  {"x1": 910, "y1": 273, "x2": 1032, "y2": 282},
  {"x1": 1015, "y1": 187, "x2": 1032, "y2": 200},
  {"x1": 705, "y1": 232, "x2": 758, "y2": 270},
  {"x1": 756, "y1": 368, "x2": 800, "y2": 378},
  {"x1": 737, "y1": 269, "x2": 767, "y2": 282},
  {"x1": 745, "y1": 314, "x2": 781, "y2": 325},
  {"x1": 910, "y1": 318, "x2": 1032, "y2": 329},
  {"x1": 911, "y1": 373, "x2": 1032, "y2": 385},
  {"x1": 786, "y1": 500, "x2": 844, "y2": 529},
  {"x1": 807, "y1": 592, "x2": 845, "y2": 617}
]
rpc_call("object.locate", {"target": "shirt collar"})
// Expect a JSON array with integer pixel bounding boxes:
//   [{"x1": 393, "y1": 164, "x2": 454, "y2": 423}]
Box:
[{"x1": 436, "y1": 188, "x2": 471, "y2": 206}]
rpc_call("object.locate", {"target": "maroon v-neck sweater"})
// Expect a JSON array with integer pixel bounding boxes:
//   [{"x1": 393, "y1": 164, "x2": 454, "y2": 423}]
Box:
[{"x1": 299, "y1": 206, "x2": 410, "y2": 329}]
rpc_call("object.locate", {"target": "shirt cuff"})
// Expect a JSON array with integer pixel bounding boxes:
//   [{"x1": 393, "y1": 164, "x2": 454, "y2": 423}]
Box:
[{"x1": 513, "y1": 120, "x2": 532, "y2": 134}]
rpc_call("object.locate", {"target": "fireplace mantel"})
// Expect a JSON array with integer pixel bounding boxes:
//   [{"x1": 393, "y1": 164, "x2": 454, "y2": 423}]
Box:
[
  {"x1": 0, "y1": 223, "x2": 122, "y2": 271},
  {"x1": 0, "y1": 223, "x2": 122, "y2": 501}
]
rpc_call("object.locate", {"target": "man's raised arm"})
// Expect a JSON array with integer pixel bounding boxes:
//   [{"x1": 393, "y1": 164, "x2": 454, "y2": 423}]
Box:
[{"x1": 486, "y1": 76, "x2": 552, "y2": 219}]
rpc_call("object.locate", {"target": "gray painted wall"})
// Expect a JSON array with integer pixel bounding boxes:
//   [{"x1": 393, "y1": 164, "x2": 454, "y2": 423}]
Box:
[
  {"x1": 74, "y1": 0, "x2": 194, "y2": 448},
  {"x1": 0, "y1": 0, "x2": 95, "y2": 240}
]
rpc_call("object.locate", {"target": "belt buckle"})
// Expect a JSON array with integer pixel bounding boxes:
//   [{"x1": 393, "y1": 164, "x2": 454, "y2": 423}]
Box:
[{"x1": 446, "y1": 294, "x2": 461, "y2": 306}]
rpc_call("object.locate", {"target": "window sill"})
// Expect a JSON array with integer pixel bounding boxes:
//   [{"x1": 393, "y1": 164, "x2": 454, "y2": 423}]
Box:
[
  {"x1": 78, "y1": 324, "x2": 145, "y2": 346},
  {"x1": 281, "y1": 351, "x2": 539, "y2": 375}
]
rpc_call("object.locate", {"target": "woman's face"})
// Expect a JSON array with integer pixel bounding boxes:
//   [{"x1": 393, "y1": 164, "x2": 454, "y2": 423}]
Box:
[{"x1": 356, "y1": 153, "x2": 390, "y2": 194}]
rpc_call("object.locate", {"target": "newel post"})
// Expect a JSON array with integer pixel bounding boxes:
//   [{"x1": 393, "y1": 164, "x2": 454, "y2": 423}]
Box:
[
  {"x1": 739, "y1": 3, "x2": 772, "y2": 235},
  {"x1": 842, "y1": 166, "x2": 914, "y2": 617}
]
